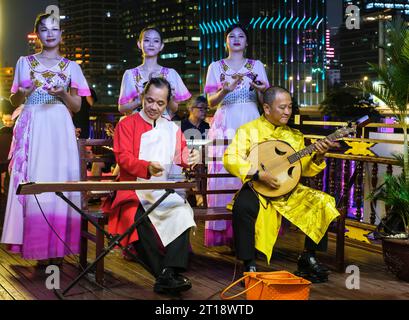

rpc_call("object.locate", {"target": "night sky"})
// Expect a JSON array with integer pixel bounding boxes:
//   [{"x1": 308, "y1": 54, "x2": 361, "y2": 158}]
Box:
[{"x1": 1, "y1": 0, "x2": 344, "y2": 68}]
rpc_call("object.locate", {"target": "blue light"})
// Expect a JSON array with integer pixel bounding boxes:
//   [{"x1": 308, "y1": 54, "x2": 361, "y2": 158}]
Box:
[
  {"x1": 272, "y1": 15, "x2": 281, "y2": 29},
  {"x1": 285, "y1": 16, "x2": 293, "y2": 29},
  {"x1": 199, "y1": 23, "x2": 205, "y2": 34},
  {"x1": 228, "y1": 18, "x2": 233, "y2": 25},
  {"x1": 202, "y1": 23, "x2": 208, "y2": 34},
  {"x1": 291, "y1": 17, "x2": 300, "y2": 29},
  {"x1": 207, "y1": 41, "x2": 210, "y2": 49},
  {"x1": 298, "y1": 16, "x2": 306, "y2": 29},
  {"x1": 311, "y1": 15, "x2": 319, "y2": 26},
  {"x1": 259, "y1": 17, "x2": 268, "y2": 29},
  {"x1": 211, "y1": 21, "x2": 218, "y2": 33},
  {"x1": 215, "y1": 20, "x2": 222, "y2": 33},
  {"x1": 249, "y1": 17, "x2": 255, "y2": 26},
  {"x1": 303, "y1": 17, "x2": 311, "y2": 29},
  {"x1": 266, "y1": 17, "x2": 274, "y2": 28},
  {"x1": 279, "y1": 17, "x2": 287, "y2": 29},
  {"x1": 253, "y1": 17, "x2": 262, "y2": 29}
]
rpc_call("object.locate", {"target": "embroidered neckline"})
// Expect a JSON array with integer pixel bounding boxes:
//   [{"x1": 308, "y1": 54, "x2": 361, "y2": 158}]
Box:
[{"x1": 27, "y1": 55, "x2": 70, "y2": 72}]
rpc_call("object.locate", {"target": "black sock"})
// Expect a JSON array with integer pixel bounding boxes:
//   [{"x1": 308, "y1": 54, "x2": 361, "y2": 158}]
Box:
[{"x1": 243, "y1": 259, "x2": 256, "y2": 270}]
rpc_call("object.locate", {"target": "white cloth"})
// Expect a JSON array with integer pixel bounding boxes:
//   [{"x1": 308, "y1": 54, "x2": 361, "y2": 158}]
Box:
[{"x1": 135, "y1": 117, "x2": 196, "y2": 246}]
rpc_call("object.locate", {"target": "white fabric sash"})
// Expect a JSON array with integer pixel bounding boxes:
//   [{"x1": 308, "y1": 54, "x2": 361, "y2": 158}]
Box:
[{"x1": 135, "y1": 117, "x2": 195, "y2": 246}]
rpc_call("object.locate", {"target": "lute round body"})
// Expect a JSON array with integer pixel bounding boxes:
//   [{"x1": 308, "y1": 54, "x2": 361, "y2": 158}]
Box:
[{"x1": 246, "y1": 140, "x2": 302, "y2": 198}]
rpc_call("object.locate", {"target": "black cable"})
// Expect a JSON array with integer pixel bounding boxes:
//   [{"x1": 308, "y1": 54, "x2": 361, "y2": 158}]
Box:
[{"x1": 33, "y1": 194, "x2": 143, "y2": 300}]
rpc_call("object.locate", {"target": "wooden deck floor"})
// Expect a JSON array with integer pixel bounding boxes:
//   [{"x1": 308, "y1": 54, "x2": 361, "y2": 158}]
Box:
[{"x1": 0, "y1": 221, "x2": 408, "y2": 300}]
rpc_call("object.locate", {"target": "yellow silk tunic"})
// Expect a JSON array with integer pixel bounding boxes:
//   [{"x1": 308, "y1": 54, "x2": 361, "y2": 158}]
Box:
[{"x1": 223, "y1": 115, "x2": 340, "y2": 263}]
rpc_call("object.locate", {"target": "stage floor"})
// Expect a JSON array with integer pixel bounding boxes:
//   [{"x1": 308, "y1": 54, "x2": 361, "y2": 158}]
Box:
[{"x1": 0, "y1": 221, "x2": 408, "y2": 300}]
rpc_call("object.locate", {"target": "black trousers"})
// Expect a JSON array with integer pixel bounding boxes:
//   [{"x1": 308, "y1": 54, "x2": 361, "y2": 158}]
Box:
[
  {"x1": 232, "y1": 184, "x2": 328, "y2": 262},
  {"x1": 133, "y1": 205, "x2": 190, "y2": 278}
]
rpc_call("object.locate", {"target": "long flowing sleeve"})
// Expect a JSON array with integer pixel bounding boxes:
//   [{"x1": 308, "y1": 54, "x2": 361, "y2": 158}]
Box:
[
  {"x1": 11, "y1": 57, "x2": 32, "y2": 94},
  {"x1": 70, "y1": 62, "x2": 91, "y2": 96},
  {"x1": 169, "y1": 69, "x2": 191, "y2": 102},
  {"x1": 223, "y1": 125, "x2": 254, "y2": 182},
  {"x1": 204, "y1": 61, "x2": 222, "y2": 94},
  {"x1": 118, "y1": 69, "x2": 139, "y2": 106}
]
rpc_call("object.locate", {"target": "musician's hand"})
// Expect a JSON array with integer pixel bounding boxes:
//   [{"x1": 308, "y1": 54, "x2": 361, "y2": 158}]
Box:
[
  {"x1": 315, "y1": 139, "x2": 340, "y2": 156},
  {"x1": 148, "y1": 161, "x2": 164, "y2": 177},
  {"x1": 259, "y1": 171, "x2": 280, "y2": 189},
  {"x1": 188, "y1": 149, "x2": 200, "y2": 168}
]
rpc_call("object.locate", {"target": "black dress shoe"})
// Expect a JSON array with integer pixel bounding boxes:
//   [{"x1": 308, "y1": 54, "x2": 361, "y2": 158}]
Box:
[
  {"x1": 298, "y1": 252, "x2": 330, "y2": 275},
  {"x1": 295, "y1": 252, "x2": 329, "y2": 283},
  {"x1": 154, "y1": 269, "x2": 192, "y2": 294}
]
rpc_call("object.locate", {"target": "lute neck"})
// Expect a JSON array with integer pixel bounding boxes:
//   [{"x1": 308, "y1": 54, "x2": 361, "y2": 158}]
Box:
[{"x1": 287, "y1": 131, "x2": 341, "y2": 164}]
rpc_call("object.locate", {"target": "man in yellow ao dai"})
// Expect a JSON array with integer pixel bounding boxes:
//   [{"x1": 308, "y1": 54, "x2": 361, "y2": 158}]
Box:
[{"x1": 223, "y1": 86, "x2": 340, "y2": 283}]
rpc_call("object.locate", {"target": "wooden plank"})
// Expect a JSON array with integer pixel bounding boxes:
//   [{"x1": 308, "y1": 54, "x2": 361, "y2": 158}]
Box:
[
  {"x1": 1, "y1": 221, "x2": 409, "y2": 300},
  {"x1": 17, "y1": 181, "x2": 196, "y2": 195}
]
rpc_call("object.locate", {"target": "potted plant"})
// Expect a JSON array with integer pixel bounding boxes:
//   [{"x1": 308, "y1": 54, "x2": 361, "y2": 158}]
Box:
[{"x1": 364, "y1": 16, "x2": 409, "y2": 282}]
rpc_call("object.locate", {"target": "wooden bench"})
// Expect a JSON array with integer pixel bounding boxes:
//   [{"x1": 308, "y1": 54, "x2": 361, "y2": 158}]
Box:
[
  {"x1": 187, "y1": 138, "x2": 347, "y2": 272},
  {"x1": 77, "y1": 138, "x2": 115, "y2": 284}
]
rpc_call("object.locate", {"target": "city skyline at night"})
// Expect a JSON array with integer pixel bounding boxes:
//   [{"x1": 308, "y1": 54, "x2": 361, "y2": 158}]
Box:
[{"x1": 199, "y1": 0, "x2": 327, "y2": 106}]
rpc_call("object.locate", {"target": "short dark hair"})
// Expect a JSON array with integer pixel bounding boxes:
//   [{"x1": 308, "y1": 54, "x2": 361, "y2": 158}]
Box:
[
  {"x1": 34, "y1": 13, "x2": 55, "y2": 32},
  {"x1": 138, "y1": 27, "x2": 163, "y2": 43},
  {"x1": 143, "y1": 77, "x2": 172, "y2": 103},
  {"x1": 224, "y1": 23, "x2": 249, "y2": 42},
  {"x1": 189, "y1": 95, "x2": 207, "y2": 109},
  {"x1": 263, "y1": 86, "x2": 291, "y2": 106}
]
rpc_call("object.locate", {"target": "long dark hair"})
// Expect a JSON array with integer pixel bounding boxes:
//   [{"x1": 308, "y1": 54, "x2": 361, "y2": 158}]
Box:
[
  {"x1": 33, "y1": 13, "x2": 54, "y2": 32},
  {"x1": 138, "y1": 27, "x2": 164, "y2": 43},
  {"x1": 224, "y1": 23, "x2": 249, "y2": 42}
]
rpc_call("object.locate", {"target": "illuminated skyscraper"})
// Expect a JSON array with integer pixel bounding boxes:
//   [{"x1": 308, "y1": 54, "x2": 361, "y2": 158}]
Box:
[
  {"x1": 59, "y1": 0, "x2": 123, "y2": 104},
  {"x1": 339, "y1": 0, "x2": 408, "y2": 85},
  {"x1": 27, "y1": 33, "x2": 41, "y2": 55},
  {"x1": 199, "y1": 0, "x2": 327, "y2": 106},
  {"x1": 120, "y1": 0, "x2": 201, "y2": 96},
  {"x1": 0, "y1": 67, "x2": 14, "y2": 99}
]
